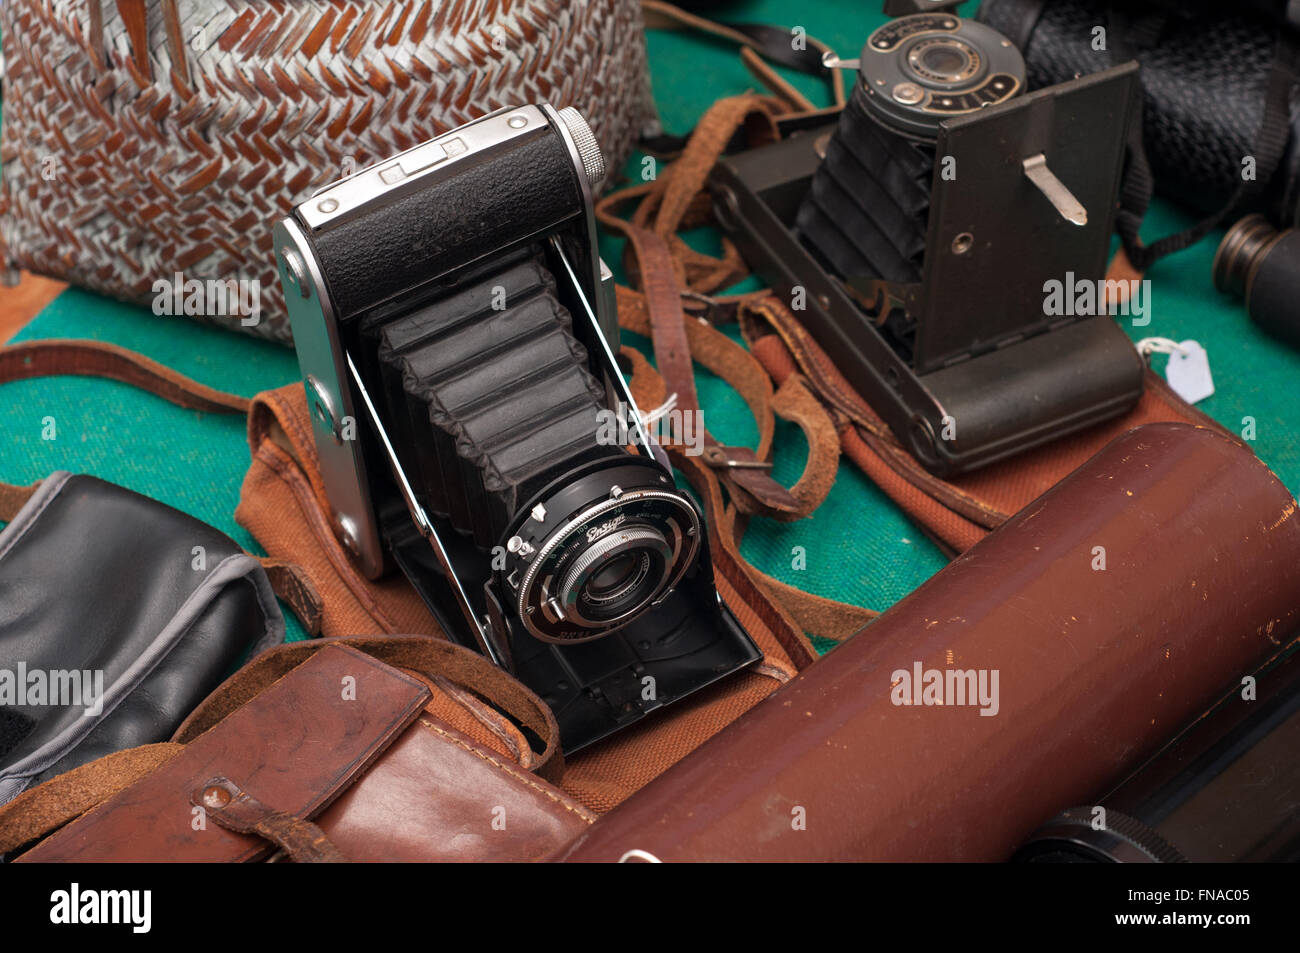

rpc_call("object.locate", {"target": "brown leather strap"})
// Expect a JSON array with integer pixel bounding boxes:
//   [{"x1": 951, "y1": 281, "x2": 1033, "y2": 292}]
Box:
[
  {"x1": 621, "y1": 346, "x2": 874, "y2": 648},
  {"x1": 670, "y1": 449, "x2": 818, "y2": 666},
  {"x1": 596, "y1": 92, "x2": 872, "y2": 642},
  {"x1": 257, "y1": 558, "x2": 325, "y2": 636},
  {"x1": 0, "y1": 744, "x2": 184, "y2": 855},
  {"x1": 640, "y1": 0, "x2": 846, "y2": 112},
  {"x1": 0, "y1": 338, "x2": 250, "y2": 413},
  {"x1": 196, "y1": 777, "x2": 346, "y2": 863},
  {"x1": 613, "y1": 271, "x2": 840, "y2": 525},
  {"x1": 625, "y1": 224, "x2": 700, "y2": 413},
  {"x1": 621, "y1": 223, "x2": 801, "y2": 514},
  {"x1": 601, "y1": 96, "x2": 842, "y2": 521},
  {"x1": 740, "y1": 294, "x2": 1010, "y2": 529}
]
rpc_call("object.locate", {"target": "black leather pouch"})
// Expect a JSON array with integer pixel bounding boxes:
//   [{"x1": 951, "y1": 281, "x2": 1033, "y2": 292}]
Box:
[{"x1": 0, "y1": 471, "x2": 284, "y2": 804}]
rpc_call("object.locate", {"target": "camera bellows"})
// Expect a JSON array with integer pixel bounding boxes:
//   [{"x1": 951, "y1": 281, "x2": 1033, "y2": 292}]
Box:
[
  {"x1": 796, "y1": 84, "x2": 934, "y2": 286},
  {"x1": 365, "y1": 253, "x2": 620, "y2": 549}
]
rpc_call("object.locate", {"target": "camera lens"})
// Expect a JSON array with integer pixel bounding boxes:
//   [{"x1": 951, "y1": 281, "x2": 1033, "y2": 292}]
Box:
[
  {"x1": 856, "y1": 14, "x2": 1024, "y2": 139},
  {"x1": 562, "y1": 526, "x2": 673, "y2": 625},
  {"x1": 509, "y1": 461, "x2": 702, "y2": 644},
  {"x1": 589, "y1": 553, "x2": 642, "y2": 599},
  {"x1": 907, "y1": 38, "x2": 980, "y2": 85}
]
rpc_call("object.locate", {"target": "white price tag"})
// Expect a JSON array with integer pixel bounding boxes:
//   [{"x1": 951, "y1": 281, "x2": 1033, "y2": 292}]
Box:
[{"x1": 1164, "y1": 339, "x2": 1215, "y2": 405}]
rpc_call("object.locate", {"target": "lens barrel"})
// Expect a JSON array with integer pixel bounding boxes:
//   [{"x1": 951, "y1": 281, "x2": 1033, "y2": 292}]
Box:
[
  {"x1": 1214, "y1": 214, "x2": 1300, "y2": 349},
  {"x1": 505, "y1": 458, "x2": 702, "y2": 643}
]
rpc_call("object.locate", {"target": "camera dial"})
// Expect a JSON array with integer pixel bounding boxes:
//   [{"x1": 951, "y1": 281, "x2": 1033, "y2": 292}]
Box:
[{"x1": 860, "y1": 13, "x2": 1025, "y2": 139}]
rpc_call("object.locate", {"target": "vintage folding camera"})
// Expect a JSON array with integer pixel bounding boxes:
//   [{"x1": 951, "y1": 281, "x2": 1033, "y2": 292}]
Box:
[
  {"x1": 711, "y1": 12, "x2": 1147, "y2": 476},
  {"x1": 273, "y1": 104, "x2": 760, "y2": 753}
]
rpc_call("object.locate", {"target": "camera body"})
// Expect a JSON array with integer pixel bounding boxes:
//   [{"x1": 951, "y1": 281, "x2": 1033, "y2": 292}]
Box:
[
  {"x1": 711, "y1": 13, "x2": 1145, "y2": 475},
  {"x1": 274, "y1": 104, "x2": 760, "y2": 753},
  {"x1": 796, "y1": 14, "x2": 1027, "y2": 362}
]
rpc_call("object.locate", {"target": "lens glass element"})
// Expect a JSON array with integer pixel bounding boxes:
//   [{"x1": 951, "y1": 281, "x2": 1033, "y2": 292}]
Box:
[
  {"x1": 906, "y1": 38, "x2": 980, "y2": 86},
  {"x1": 511, "y1": 474, "x2": 702, "y2": 644}
]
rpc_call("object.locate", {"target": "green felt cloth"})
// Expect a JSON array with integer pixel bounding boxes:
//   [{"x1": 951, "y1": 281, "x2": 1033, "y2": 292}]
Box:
[{"x1": 4, "y1": 1, "x2": 1299, "y2": 652}]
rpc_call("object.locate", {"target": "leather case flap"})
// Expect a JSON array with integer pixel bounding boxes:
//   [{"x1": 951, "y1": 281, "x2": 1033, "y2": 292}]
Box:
[{"x1": 17, "y1": 644, "x2": 429, "y2": 862}]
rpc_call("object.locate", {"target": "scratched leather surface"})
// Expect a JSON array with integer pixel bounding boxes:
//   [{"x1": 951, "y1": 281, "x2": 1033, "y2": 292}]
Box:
[{"x1": 557, "y1": 424, "x2": 1300, "y2": 861}]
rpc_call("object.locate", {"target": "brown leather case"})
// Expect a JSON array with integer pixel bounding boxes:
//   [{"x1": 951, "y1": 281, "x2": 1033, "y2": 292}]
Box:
[
  {"x1": 554, "y1": 424, "x2": 1300, "y2": 862},
  {"x1": 18, "y1": 644, "x2": 594, "y2": 862}
]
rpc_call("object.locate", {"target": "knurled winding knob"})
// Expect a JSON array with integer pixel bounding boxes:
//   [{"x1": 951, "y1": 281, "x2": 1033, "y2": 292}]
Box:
[{"x1": 557, "y1": 106, "x2": 606, "y2": 188}]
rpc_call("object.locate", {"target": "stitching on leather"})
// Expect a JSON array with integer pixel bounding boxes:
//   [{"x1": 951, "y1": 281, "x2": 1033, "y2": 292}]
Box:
[
  {"x1": 417, "y1": 718, "x2": 595, "y2": 823},
  {"x1": 426, "y1": 673, "x2": 526, "y2": 765}
]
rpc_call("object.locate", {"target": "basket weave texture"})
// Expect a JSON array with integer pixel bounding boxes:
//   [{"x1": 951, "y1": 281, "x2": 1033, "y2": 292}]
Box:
[{"x1": 0, "y1": 0, "x2": 652, "y2": 341}]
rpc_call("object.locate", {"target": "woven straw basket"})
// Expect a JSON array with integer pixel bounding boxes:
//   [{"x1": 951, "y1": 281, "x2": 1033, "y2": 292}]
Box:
[{"x1": 0, "y1": 0, "x2": 652, "y2": 341}]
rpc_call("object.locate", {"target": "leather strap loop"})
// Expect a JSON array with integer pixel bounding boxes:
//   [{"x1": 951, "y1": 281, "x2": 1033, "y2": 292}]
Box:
[{"x1": 195, "y1": 776, "x2": 347, "y2": 863}]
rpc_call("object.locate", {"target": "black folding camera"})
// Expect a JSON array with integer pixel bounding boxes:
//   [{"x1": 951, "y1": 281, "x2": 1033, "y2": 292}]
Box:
[
  {"x1": 711, "y1": 12, "x2": 1147, "y2": 476},
  {"x1": 273, "y1": 105, "x2": 760, "y2": 753}
]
